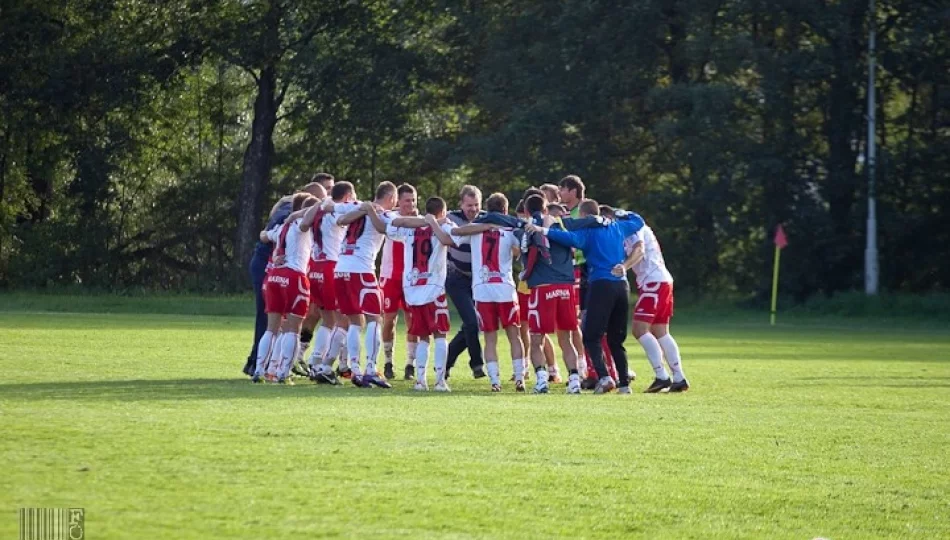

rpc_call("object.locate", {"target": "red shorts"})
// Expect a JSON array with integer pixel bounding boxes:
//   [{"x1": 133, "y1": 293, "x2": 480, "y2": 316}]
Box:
[
  {"x1": 407, "y1": 295, "x2": 451, "y2": 337},
  {"x1": 518, "y1": 292, "x2": 530, "y2": 321},
  {"x1": 633, "y1": 282, "x2": 674, "y2": 325},
  {"x1": 476, "y1": 300, "x2": 520, "y2": 332},
  {"x1": 308, "y1": 260, "x2": 337, "y2": 311},
  {"x1": 573, "y1": 267, "x2": 583, "y2": 313},
  {"x1": 527, "y1": 284, "x2": 578, "y2": 334},
  {"x1": 380, "y1": 276, "x2": 406, "y2": 314},
  {"x1": 334, "y1": 272, "x2": 382, "y2": 316},
  {"x1": 263, "y1": 267, "x2": 310, "y2": 317}
]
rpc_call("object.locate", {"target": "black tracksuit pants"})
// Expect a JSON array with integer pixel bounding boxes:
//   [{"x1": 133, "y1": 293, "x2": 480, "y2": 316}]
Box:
[{"x1": 582, "y1": 279, "x2": 631, "y2": 387}]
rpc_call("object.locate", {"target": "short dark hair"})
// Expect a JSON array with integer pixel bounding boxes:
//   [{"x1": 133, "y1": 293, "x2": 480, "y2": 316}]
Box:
[
  {"x1": 522, "y1": 186, "x2": 544, "y2": 202},
  {"x1": 486, "y1": 192, "x2": 509, "y2": 214},
  {"x1": 397, "y1": 183, "x2": 417, "y2": 198},
  {"x1": 547, "y1": 203, "x2": 566, "y2": 216},
  {"x1": 425, "y1": 196, "x2": 446, "y2": 215},
  {"x1": 311, "y1": 172, "x2": 334, "y2": 187},
  {"x1": 375, "y1": 181, "x2": 397, "y2": 201},
  {"x1": 559, "y1": 175, "x2": 585, "y2": 199},
  {"x1": 579, "y1": 199, "x2": 600, "y2": 216},
  {"x1": 330, "y1": 181, "x2": 354, "y2": 202},
  {"x1": 515, "y1": 200, "x2": 525, "y2": 215},
  {"x1": 292, "y1": 192, "x2": 311, "y2": 211},
  {"x1": 301, "y1": 196, "x2": 318, "y2": 209},
  {"x1": 524, "y1": 194, "x2": 545, "y2": 215},
  {"x1": 539, "y1": 184, "x2": 560, "y2": 202},
  {"x1": 599, "y1": 205, "x2": 615, "y2": 218}
]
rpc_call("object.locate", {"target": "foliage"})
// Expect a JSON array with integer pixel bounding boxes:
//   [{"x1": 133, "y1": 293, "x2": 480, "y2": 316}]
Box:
[{"x1": 1, "y1": 0, "x2": 948, "y2": 298}]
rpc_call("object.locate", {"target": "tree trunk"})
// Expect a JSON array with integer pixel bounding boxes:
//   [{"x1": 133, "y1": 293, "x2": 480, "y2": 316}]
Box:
[{"x1": 234, "y1": 64, "x2": 279, "y2": 268}]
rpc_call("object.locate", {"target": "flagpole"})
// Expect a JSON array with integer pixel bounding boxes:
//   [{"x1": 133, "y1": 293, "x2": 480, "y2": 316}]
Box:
[{"x1": 770, "y1": 244, "x2": 781, "y2": 326}]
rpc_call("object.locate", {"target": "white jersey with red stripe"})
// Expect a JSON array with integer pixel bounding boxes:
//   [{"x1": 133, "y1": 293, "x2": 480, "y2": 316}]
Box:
[
  {"x1": 387, "y1": 222, "x2": 455, "y2": 306},
  {"x1": 380, "y1": 236, "x2": 406, "y2": 279},
  {"x1": 624, "y1": 224, "x2": 673, "y2": 288},
  {"x1": 454, "y1": 228, "x2": 519, "y2": 303},
  {"x1": 311, "y1": 208, "x2": 345, "y2": 263},
  {"x1": 266, "y1": 218, "x2": 312, "y2": 274},
  {"x1": 333, "y1": 202, "x2": 393, "y2": 274}
]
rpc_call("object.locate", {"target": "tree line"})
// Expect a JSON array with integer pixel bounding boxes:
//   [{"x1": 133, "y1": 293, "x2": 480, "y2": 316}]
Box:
[{"x1": 1, "y1": 0, "x2": 947, "y2": 299}]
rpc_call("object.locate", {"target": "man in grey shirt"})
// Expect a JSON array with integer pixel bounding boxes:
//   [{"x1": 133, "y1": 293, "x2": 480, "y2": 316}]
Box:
[{"x1": 444, "y1": 185, "x2": 486, "y2": 378}]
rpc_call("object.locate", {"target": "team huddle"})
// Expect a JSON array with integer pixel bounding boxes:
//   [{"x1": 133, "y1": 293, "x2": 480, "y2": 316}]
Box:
[{"x1": 251, "y1": 174, "x2": 689, "y2": 395}]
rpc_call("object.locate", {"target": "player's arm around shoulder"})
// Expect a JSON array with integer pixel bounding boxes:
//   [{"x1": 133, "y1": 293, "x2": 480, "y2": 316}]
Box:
[
  {"x1": 335, "y1": 202, "x2": 366, "y2": 226},
  {"x1": 429, "y1": 215, "x2": 457, "y2": 247},
  {"x1": 391, "y1": 216, "x2": 428, "y2": 228},
  {"x1": 453, "y1": 223, "x2": 498, "y2": 236}
]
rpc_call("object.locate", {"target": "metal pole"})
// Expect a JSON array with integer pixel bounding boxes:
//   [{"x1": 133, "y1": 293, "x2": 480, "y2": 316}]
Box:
[{"x1": 865, "y1": 0, "x2": 879, "y2": 295}]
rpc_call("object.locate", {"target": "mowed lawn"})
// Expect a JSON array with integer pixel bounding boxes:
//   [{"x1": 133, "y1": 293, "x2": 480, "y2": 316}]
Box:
[{"x1": 1, "y1": 302, "x2": 949, "y2": 539}]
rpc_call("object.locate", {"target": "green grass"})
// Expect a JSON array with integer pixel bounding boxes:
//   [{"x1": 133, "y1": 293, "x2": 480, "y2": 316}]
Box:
[{"x1": 1, "y1": 301, "x2": 949, "y2": 539}]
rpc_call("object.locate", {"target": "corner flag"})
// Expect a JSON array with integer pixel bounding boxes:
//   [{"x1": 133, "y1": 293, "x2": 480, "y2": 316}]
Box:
[{"x1": 770, "y1": 225, "x2": 788, "y2": 325}]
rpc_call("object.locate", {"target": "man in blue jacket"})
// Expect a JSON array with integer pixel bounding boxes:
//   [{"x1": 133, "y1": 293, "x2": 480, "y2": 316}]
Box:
[{"x1": 526, "y1": 199, "x2": 645, "y2": 394}]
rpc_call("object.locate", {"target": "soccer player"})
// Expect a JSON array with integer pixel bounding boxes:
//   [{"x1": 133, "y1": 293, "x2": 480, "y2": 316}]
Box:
[
  {"x1": 380, "y1": 184, "x2": 420, "y2": 380},
  {"x1": 521, "y1": 195, "x2": 582, "y2": 394},
  {"x1": 254, "y1": 195, "x2": 322, "y2": 383},
  {"x1": 383, "y1": 198, "x2": 457, "y2": 391},
  {"x1": 306, "y1": 182, "x2": 357, "y2": 385},
  {"x1": 244, "y1": 180, "x2": 325, "y2": 377},
  {"x1": 291, "y1": 175, "x2": 334, "y2": 374},
  {"x1": 333, "y1": 181, "x2": 398, "y2": 388},
  {"x1": 527, "y1": 200, "x2": 646, "y2": 394},
  {"x1": 614, "y1": 219, "x2": 690, "y2": 392},
  {"x1": 454, "y1": 193, "x2": 527, "y2": 392}
]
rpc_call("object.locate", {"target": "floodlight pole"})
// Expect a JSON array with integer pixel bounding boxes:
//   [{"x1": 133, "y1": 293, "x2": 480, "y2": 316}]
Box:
[{"x1": 865, "y1": 0, "x2": 879, "y2": 295}]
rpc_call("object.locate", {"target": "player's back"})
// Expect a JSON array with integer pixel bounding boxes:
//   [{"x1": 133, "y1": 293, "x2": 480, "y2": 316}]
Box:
[
  {"x1": 271, "y1": 219, "x2": 311, "y2": 274},
  {"x1": 393, "y1": 223, "x2": 452, "y2": 305},
  {"x1": 524, "y1": 224, "x2": 574, "y2": 288},
  {"x1": 312, "y1": 210, "x2": 345, "y2": 263},
  {"x1": 628, "y1": 225, "x2": 673, "y2": 286},
  {"x1": 468, "y1": 228, "x2": 518, "y2": 302},
  {"x1": 335, "y1": 202, "x2": 390, "y2": 274}
]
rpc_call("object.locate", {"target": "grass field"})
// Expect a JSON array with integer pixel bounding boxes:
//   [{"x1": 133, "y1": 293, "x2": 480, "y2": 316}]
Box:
[{"x1": 1, "y1": 297, "x2": 949, "y2": 539}]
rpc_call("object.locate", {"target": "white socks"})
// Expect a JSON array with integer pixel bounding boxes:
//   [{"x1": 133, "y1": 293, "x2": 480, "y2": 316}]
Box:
[
  {"x1": 638, "y1": 333, "x2": 670, "y2": 380},
  {"x1": 407, "y1": 340, "x2": 417, "y2": 367},
  {"x1": 384, "y1": 340, "x2": 394, "y2": 364},
  {"x1": 433, "y1": 337, "x2": 448, "y2": 383},
  {"x1": 347, "y1": 325, "x2": 362, "y2": 375},
  {"x1": 512, "y1": 358, "x2": 525, "y2": 382},
  {"x1": 270, "y1": 332, "x2": 299, "y2": 378},
  {"x1": 658, "y1": 334, "x2": 685, "y2": 382},
  {"x1": 309, "y1": 326, "x2": 332, "y2": 366},
  {"x1": 364, "y1": 320, "x2": 381, "y2": 375},
  {"x1": 486, "y1": 361, "x2": 500, "y2": 386},
  {"x1": 255, "y1": 331, "x2": 275, "y2": 375},
  {"x1": 415, "y1": 340, "x2": 429, "y2": 384},
  {"x1": 322, "y1": 328, "x2": 345, "y2": 368}
]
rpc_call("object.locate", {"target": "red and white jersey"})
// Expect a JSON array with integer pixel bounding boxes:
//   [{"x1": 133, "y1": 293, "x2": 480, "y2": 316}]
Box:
[
  {"x1": 334, "y1": 202, "x2": 394, "y2": 274},
  {"x1": 454, "y1": 228, "x2": 519, "y2": 303},
  {"x1": 266, "y1": 218, "x2": 312, "y2": 274},
  {"x1": 387, "y1": 222, "x2": 455, "y2": 306},
  {"x1": 311, "y1": 207, "x2": 345, "y2": 263},
  {"x1": 380, "y1": 233, "x2": 406, "y2": 280},
  {"x1": 624, "y1": 225, "x2": 674, "y2": 288}
]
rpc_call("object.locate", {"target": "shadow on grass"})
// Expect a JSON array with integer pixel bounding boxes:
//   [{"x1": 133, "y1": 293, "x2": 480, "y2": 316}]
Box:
[
  {"x1": 0, "y1": 378, "x2": 528, "y2": 402},
  {"x1": 791, "y1": 375, "x2": 950, "y2": 388}
]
